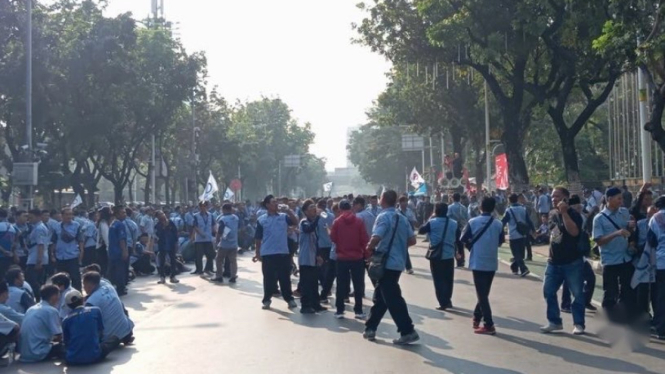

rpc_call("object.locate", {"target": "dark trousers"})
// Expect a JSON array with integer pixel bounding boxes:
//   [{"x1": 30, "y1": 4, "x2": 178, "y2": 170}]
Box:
[
  {"x1": 96, "y1": 246, "x2": 109, "y2": 277},
  {"x1": 82, "y1": 246, "x2": 97, "y2": 268},
  {"x1": 158, "y1": 250, "x2": 177, "y2": 278},
  {"x1": 261, "y1": 254, "x2": 294, "y2": 304},
  {"x1": 66, "y1": 336, "x2": 120, "y2": 365},
  {"x1": 455, "y1": 241, "x2": 465, "y2": 266},
  {"x1": 0, "y1": 257, "x2": 13, "y2": 280},
  {"x1": 430, "y1": 258, "x2": 455, "y2": 308},
  {"x1": 525, "y1": 237, "x2": 533, "y2": 259},
  {"x1": 131, "y1": 254, "x2": 155, "y2": 275},
  {"x1": 654, "y1": 270, "x2": 665, "y2": 335},
  {"x1": 108, "y1": 258, "x2": 128, "y2": 294},
  {"x1": 25, "y1": 265, "x2": 45, "y2": 302},
  {"x1": 56, "y1": 258, "x2": 82, "y2": 291},
  {"x1": 194, "y1": 242, "x2": 216, "y2": 273},
  {"x1": 365, "y1": 269, "x2": 415, "y2": 335},
  {"x1": 300, "y1": 265, "x2": 322, "y2": 310},
  {"x1": 319, "y1": 254, "x2": 337, "y2": 300},
  {"x1": 562, "y1": 261, "x2": 596, "y2": 309},
  {"x1": 336, "y1": 259, "x2": 365, "y2": 314},
  {"x1": 405, "y1": 250, "x2": 413, "y2": 271},
  {"x1": 602, "y1": 262, "x2": 637, "y2": 322},
  {"x1": 509, "y1": 238, "x2": 528, "y2": 274},
  {"x1": 472, "y1": 270, "x2": 496, "y2": 327},
  {"x1": 636, "y1": 282, "x2": 657, "y2": 318},
  {"x1": 317, "y1": 247, "x2": 332, "y2": 288}
]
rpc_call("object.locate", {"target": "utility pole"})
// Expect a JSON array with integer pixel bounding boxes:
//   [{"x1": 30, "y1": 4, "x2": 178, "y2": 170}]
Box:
[
  {"x1": 484, "y1": 80, "x2": 491, "y2": 196},
  {"x1": 25, "y1": 0, "x2": 33, "y2": 209},
  {"x1": 638, "y1": 37, "x2": 652, "y2": 184}
]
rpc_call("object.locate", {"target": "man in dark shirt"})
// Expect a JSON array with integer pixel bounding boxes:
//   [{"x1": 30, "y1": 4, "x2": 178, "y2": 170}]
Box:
[
  {"x1": 62, "y1": 290, "x2": 120, "y2": 365},
  {"x1": 540, "y1": 186, "x2": 586, "y2": 336}
]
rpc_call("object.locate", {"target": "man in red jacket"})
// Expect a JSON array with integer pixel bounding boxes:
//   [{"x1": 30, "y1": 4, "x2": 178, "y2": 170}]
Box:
[{"x1": 330, "y1": 200, "x2": 370, "y2": 319}]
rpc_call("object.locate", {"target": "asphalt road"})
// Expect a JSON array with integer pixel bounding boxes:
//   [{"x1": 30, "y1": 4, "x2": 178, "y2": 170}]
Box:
[{"x1": 6, "y1": 239, "x2": 665, "y2": 374}]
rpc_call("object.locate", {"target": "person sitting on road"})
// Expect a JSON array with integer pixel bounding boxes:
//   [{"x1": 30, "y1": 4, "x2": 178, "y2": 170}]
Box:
[
  {"x1": 5, "y1": 267, "x2": 35, "y2": 314},
  {"x1": 83, "y1": 271, "x2": 134, "y2": 347},
  {"x1": 18, "y1": 285, "x2": 63, "y2": 363},
  {"x1": 50, "y1": 272, "x2": 74, "y2": 321},
  {"x1": 62, "y1": 290, "x2": 120, "y2": 365},
  {"x1": 0, "y1": 281, "x2": 24, "y2": 325}
]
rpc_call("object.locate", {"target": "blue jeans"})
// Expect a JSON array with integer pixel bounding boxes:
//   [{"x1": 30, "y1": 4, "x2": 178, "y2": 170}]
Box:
[{"x1": 543, "y1": 259, "x2": 585, "y2": 327}]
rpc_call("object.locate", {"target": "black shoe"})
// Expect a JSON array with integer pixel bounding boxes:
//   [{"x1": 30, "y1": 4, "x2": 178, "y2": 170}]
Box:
[
  {"x1": 456, "y1": 263, "x2": 465, "y2": 268},
  {"x1": 561, "y1": 307, "x2": 572, "y2": 314},
  {"x1": 191, "y1": 270, "x2": 203, "y2": 275},
  {"x1": 314, "y1": 305, "x2": 328, "y2": 312},
  {"x1": 211, "y1": 277, "x2": 224, "y2": 283},
  {"x1": 300, "y1": 307, "x2": 316, "y2": 314},
  {"x1": 223, "y1": 273, "x2": 231, "y2": 278},
  {"x1": 320, "y1": 298, "x2": 329, "y2": 304},
  {"x1": 526, "y1": 257, "x2": 533, "y2": 261},
  {"x1": 436, "y1": 303, "x2": 453, "y2": 311},
  {"x1": 229, "y1": 277, "x2": 237, "y2": 283},
  {"x1": 651, "y1": 333, "x2": 665, "y2": 341},
  {"x1": 585, "y1": 304, "x2": 597, "y2": 312}
]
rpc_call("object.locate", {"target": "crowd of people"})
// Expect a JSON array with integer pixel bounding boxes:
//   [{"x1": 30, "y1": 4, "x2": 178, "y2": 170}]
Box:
[{"x1": 1, "y1": 181, "x2": 665, "y2": 365}]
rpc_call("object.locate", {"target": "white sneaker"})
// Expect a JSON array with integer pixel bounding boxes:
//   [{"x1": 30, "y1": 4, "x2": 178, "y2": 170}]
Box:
[
  {"x1": 355, "y1": 313, "x2": 367, "y2": 320},
  {"x1": 334, "y1": 312, "x2": 345, "y2": 319},
  {"x1": 572, "y1": 325, "x2": 585, "y2": 335},
  {"x1": 540, "y1": 323, "x2": 564, "y2": 333}
]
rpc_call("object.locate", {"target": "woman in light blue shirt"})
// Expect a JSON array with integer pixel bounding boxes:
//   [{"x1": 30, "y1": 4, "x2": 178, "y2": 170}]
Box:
[{"x1": 419, "y1": 203, "x2": 459, "y2": 311}]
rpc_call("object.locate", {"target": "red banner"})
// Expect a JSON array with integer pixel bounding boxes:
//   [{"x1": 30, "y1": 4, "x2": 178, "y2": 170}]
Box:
[{"x1": 495, "y1": 154, "x2": 509, "y2": 191}]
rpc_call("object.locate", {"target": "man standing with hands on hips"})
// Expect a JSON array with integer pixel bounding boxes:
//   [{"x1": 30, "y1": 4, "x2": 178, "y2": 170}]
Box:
[{"x1": 253, "y1": 195, "x2": 299, "y2": 310}]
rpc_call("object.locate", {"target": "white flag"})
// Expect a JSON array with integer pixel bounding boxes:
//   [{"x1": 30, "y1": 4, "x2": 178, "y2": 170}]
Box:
[
  {"x1": 199, "y1": 171, "x2": 219, "y2": 202},
  {"x1": 223, "y1": 188, "x2": 234, "y2": 201},
  {"x1": 71, "y1": 194, "x2": 83, "y2": 208},
  {"x1": 381, "y1": 186, "x2": 386, "y2": 195},
  {"x1": 410, "y1": 167, "x2": 425, "y2": 188},
  {"x1": 323, "y1": 182, "x2": 333, "y2": 192}
]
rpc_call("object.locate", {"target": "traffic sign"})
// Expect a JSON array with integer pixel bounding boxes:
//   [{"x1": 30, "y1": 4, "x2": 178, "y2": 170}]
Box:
[{"x1": 230, "y1": 179, "x2": 242, "y2": 191}]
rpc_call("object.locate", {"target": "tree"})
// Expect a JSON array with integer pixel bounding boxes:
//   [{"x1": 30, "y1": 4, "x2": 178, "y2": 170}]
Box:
[
  {"x1": 347, "y1": 123, "x2": 421, "y2": 190},
  {"x1": 595, "y1": 0, "x2": 665, "y2": 153}
]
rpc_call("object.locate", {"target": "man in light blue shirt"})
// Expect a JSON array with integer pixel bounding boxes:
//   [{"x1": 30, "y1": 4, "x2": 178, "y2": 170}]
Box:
[
  {"x1": 592, "y1": 187, "x2": 637, "y2": 319},
  {"x1": 647, "y1": 196, "x2": 665, "y2": 340},
  {"x1": 19, "y1": 285, "x2": 63, "y2": 362},
  {"x1": 213, "y1": 204, "x2": 240, "y2": 283},
  {"x1": 460, "y1": 197, "x2": 505, "y2": 335},
  {"x1": 501, "y1": 194, "x2": 534, "y2": 277},
  {"x1": 448, "y1": 193, "x2": 470, "y2": 267},
  {"x1": 537, "y1": 188, "x2": 552, "y2": 217},
  {"x1": 0, "y1": 209, "x2": 16, "y2": 278},
  {"x1": 25, "y1": 209, "x2": 51, "y2": 301},
  {"x1": 253, "y1": 195, "x2": 299, "y2": 310},
  {"x1": 83, "y1": 271, "x2": 134, "y2": 347},
  {"x1": 364, "y1": 190, "x2": 419, "y2": 345},
  {"x1": 316, "y1": 199, "x2": 336, "y2": 303},
  {"x1": 191, "y1": 202, "x2": 217, "y2": 275},
  {"x1": 354, "y1": 197, "x2": 376, "y2": 238},
  {"x1": 419, "y1": 203, "x2": 459, "y2": 310},
  {"x1": 367, "y1": 195, "x2": 382, "y2": 217},
  {"x1": 52, "y1": 208, "x2": 85, "y2": 291},
  {"x1": 398, "y1": 195, "x2": 417, "y2": 274},
  {"x1": 0, "y1": 280, "x2": 25, "y2": 325}
]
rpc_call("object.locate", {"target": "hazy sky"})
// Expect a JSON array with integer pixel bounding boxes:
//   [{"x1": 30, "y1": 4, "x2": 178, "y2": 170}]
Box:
[{"x1": 97, "y1": 0, "x2": 391, "y2": 171}]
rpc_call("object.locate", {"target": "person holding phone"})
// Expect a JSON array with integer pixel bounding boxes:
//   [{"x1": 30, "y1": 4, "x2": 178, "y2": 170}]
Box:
[
  {"x1": 541, "y1": 187, "x2": 586, "y2": 335},
  {"x1": 593, "y1": 187, "x2": 637, "y2": 323}
]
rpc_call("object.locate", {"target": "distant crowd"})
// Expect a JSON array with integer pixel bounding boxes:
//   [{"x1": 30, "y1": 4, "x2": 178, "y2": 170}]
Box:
[{"x1": 1, "y1": 182, "x2": 664, "y2": 366}]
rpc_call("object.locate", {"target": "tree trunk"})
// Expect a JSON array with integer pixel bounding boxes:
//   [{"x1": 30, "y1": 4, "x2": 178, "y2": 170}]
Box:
[
  {"x1": 556, "y1": 126, "x2": 583, "y2": 196},
  {"x1": 501, "y1": 121, "x2": 530, "y2": 192},
  {"x1": 645, "y1": 83, "x2": 665, "y2": 152},
  {"x1": 114, "y1": 182, "x2": 124, "y2": 205},
  {"x1": 144, "y1": 162, "x2": 153, "y2": 204}
]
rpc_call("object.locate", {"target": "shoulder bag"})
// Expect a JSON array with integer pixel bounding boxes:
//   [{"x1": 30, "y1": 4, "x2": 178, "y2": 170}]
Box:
[
  {"x1": 426, "y1": 218, "x2": 449, "y2": 260},
  {"x1": 368, "y1": 214, "x2": 400, "y2": 282}
]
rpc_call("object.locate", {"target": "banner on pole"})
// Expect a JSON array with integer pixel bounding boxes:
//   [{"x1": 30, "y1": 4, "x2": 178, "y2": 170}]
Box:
[
  {"x1": 323, "y1": 182, "x2": 333, "y2": 192},
  {"x1": 410, "y1": 167, "x2": 425, "y2": 188},
  {"x1": 495, "y1": 154, "x2": 509, "y2": 191},
  {"x1": 199, "y1": 172, "x2": 219, "y2": 202},
  {"x1": 71, "y1": 194, "x2": 83, "y2": 208},
  {"x1": 223, "y1": 188, "x2": 234, "y2": 201}
]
